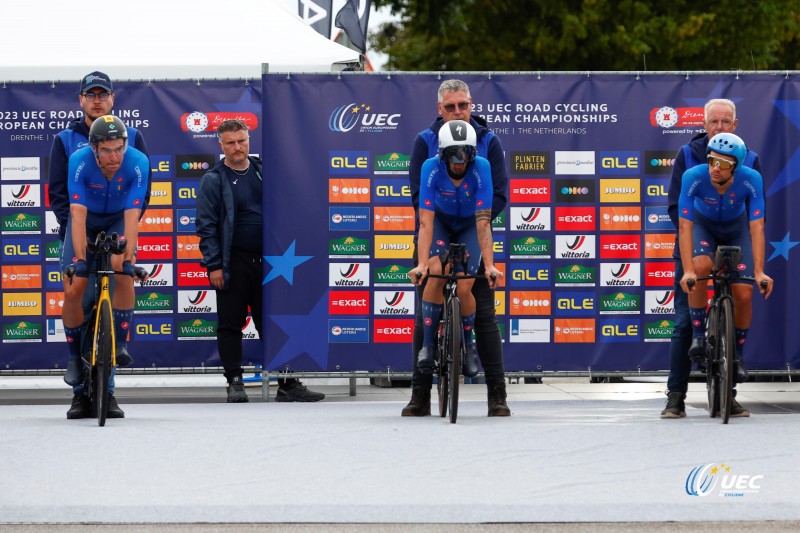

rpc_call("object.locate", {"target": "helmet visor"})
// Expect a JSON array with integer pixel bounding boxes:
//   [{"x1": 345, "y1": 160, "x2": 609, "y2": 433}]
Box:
[{"x1": 442, "y1": 145, "x2": 476, "y2": 165}]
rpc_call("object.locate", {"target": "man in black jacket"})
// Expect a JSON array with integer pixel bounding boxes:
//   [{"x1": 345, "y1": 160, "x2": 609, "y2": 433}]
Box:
[{"x1": 196, "y1": 119, "x2": 324, "y2": 403}]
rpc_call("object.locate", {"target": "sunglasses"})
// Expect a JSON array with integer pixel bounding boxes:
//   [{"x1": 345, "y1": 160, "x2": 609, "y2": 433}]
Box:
[
  {"x1": 707, "y1": 155, "x2": 736, "y2": 170},
  {"x1": 442, "y1": 101, "x2": 471, "y2": 113}
]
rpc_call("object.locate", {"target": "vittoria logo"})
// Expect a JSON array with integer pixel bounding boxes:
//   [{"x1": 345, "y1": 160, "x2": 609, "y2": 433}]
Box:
[
  {"x1": 374, "y1": 290, "x2": 414, "y2": 315},
  {"x1": 509, "y1": 207, "x2": 550, "y2": 231},
  {"x1": 329, "y1": 262, "x2": 370, "y2": 287},
  {"x1": 599, "y1": 262, "x2": 641, "y2": 286},
  {"x1": 2, "y1": 184, "x2": 41, "y2": 208}
]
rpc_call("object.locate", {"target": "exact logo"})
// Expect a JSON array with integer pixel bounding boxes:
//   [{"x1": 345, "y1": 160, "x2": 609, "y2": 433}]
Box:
[
  {"x1": 555, "y1": 207, "x2": 596, "y2": 231},
  {"x1": 645, "y1": 262, "x2": 675, "y2": 287},
  {"x1": 328, "y1": 290, "x2": 370, "y2": 315},
  {"x1": 373, "y1": 318, "x2": 414, "y2": 343},
  {"x1": 510, "y1": 179, "x2": 550, "y2": 203},
  {"x1": 177, "y1": 263, "x2": 208, "y2": 287},
  {"x1": 600, "y1": 235, "x2": 641, "y2": 259},
  {"x1": 137, "y1": 236, "x2": 173, "y2": 260}
]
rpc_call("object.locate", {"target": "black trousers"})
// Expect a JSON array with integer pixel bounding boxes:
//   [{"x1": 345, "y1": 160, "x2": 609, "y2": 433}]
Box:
[{"x1": 411, "y1": 264, "x2": 506, "y2": 390}]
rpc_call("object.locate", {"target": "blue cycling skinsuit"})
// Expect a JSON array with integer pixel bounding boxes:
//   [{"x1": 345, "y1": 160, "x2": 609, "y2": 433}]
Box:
[
  {"x1": 678, "y1": 163, "x2": 765, "y2": 280},
  {"x1": 418, "y1": 155, "x2": 493, "y2": 275}
]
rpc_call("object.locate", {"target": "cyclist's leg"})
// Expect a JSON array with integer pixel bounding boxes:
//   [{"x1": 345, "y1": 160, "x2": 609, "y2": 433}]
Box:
[
  {"x1": 216, "y1": 250, "x2": 252, "y2": 383},
  {"x1": 667, "y1": 258, "x2": 693, "y2": 394},
  {"x1": 726, "y1": 215, "x2": 755, "y2": 384},
  {"x1": 454, "y1": 224, "x2": 481, "y2": 378},
  {"x1": 687, "y1": 218, "x2": 716, "y2": 341}
]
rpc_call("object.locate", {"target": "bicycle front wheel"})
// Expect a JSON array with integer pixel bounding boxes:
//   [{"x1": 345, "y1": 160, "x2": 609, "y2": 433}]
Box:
[
  {"x1": 706, "y1": 305, "x2": 720, "y2": 418},
  {"x1": 718, "y1": 297, "x2": 735, "y2": 424},
  {"x1": 93, "y1": 300, "x2": 113, "y2": 427},
  {"x1": 448, "y1": 297, "x2": 461, "y2": 424}
]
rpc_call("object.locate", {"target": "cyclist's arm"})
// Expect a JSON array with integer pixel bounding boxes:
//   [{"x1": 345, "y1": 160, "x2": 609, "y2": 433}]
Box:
[
  {"x1": 678, "y1": 217, "x2": 695, "y2": 292},
  {"x1": 476, "y1": 209, "x2": 495, "y2": 270},
  {"x1": 415, "y1": 209, "x2": 434, "y2": 274},
  {"x1": 69, "y1": 204, "x2": 88, "y2": 262},
  {"x1": 123, "y1": 208, "x2": 141, "y2": 264},
  {"x1": 48, "y1": 135, "x2": 71, "y2": 238}
]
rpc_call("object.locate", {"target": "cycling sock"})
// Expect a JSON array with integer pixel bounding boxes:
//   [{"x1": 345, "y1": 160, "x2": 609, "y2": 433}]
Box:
[
  {"x1": 113, "y1": 309, "x2": 133, "y2": 347},
  {"x1": 689, "y1": 307, "x2": 707, "y2": 338},
  {"x1": 461, "y1": 312, "x2": 476, "y2": 346},
  {"x1": 421, "y1": 301, "x2": 443, "y2": 347},
  {"x1": 735, "y1": 328, "x2": 748, "y2": 358},
  {"x1": 64, "y1": 326, "x2": 82, "y2": 360}
]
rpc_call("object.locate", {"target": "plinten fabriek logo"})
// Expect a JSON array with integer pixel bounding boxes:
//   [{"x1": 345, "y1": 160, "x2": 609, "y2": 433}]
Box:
[{"x1": 686, "y1": 463, "x2": 763, "y2": 497}]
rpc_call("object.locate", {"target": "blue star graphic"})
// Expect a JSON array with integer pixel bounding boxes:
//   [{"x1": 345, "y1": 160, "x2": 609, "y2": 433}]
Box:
[
  {"x1": 683, "y1": 81, "x2": 743, "y2": 107},
  {"x1": 214, "y1": 87, "x2": 261, "y2": 115},
  {"x1": 267, "y1": 293, "x2": 330, "y2": 369},
  {"x1": 768, "y1": 232, "x2": 800, "y2": 262},
  {"x1": 767, "y1": 100, "x2": 800, "y2": 196},
  {"x1": 263, "y1": 240, "x2": 312, "y2": 285}
]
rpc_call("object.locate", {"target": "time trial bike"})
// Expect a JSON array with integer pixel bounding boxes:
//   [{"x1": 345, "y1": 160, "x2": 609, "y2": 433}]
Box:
[
  {"x1": 688, "y1": 245, "x2": 768, "y2": 424},
  {"x1": 65, "y1": 231, "x2": 147, "y2": 426}
]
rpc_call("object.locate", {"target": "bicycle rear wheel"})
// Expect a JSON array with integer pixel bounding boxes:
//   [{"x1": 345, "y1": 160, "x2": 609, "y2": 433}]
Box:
[
  {"x1": 718, "y1": 297, "x2": 735, "y2": 424},
  {"x1": 437, "y1": 320, "x2": 448, "y2": 417},
  {"x1": 706, "y1": 305, "x2": 720, "y2": 418},
  {"x1": 448, "y1": 297, "x2": 461, "y2": 424},
  {"x1": 93, "y1": 300, "x2": 113, "y2": 427}
]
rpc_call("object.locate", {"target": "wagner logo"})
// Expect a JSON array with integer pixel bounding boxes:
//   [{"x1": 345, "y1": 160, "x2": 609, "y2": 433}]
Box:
[
  {"x1": 149, "y1": 181, "x2": 173, "y2": 206},
  {"x1": 598, "y1": 151, "x2": 640, "y2": 175},
  {"x1": 555, "y1": 235, "x2": 595, "y2": 259},
  {"x1": 2, "y1": 320, "x2": 43, "y2": 343},
  {"x1": 177, "y1": 263, "x2": 208, "y2": 287},
  {"x1": 1, "y1": 265, "x2": 42, "y2": 289},
  {"x1": 373, "y1": 318, "x2": 414, "y2": 343},
  {"x1": 554, "y1": 318, "x2": 595, "y2": 343},
  {"x1": 328, "y1": 102, "x2": 401, "y2": 134},
  {"x1": 329, "y1": 151, "x2": 369, "y2": 174},
  {"x1": 510, "y1": 236, "x2": 551, "y2": 259},
  {"x1": 138, "y1": 263, "x2": 174, "y2": 287},
  {"x1": 600, "y1": 206, "x2": 642, "y2": 231},
  {"x1": 644, "y1": 319, "x2": 674, "y2": 342},
  {"x1": 135, "y1": 291, "x2": 174, "y2": 314},
  {"x1": 510, "y1": 207, "x2": 550, "y2": 231},
  {"x1": 3, "y1": 292, "x2": 42, "y2": 316},
  {"x1": 2, "y1": 184, "x2": 41, "y2": 208},
  {"x1": 329, "y1": 236, "x2": 370, "y2": 258},
  {"x1": 373, "y1": 264, "x2": 413, "y2": 286},
  {"x1": 329, "y1": 290, "x2": 370, "y2": 315},
  {"x1": 177, "y1": 290, "x2": 216, "y2": 314},
  {"x1": 555, "y1": 207, "x2": 595, "y2": 231},
  {"x1": 600, "y1": 179, "x2": 640, "y2": 203},
  {"x1": 177, "y1": 235, "x2": 202, "y2": 259},
  {"x1": 329, "y1": 179, "x2": 371, "y2": 203},
  {"x1": 374, "y1": 234, "x2": 414, "y2": 259},
  {"x1": 599, "y1": 292, "x2": 641, "y2": 315},
  {"x1": 329, "y1": 262, "x2": 370, "y2": 287},
  {"x1": 177, "y1": 318, "x2": 217, "y2": 340},
  {"x1": 510, "y1": 179, "x2": 550, "y2": 203},
  {"x1": 645, "y1": 151, "x2": 676, "y2": 175},
  {"x1": 374, "y1": 152, "x2": 411, "y2": 174},
  {"x1": 373, "y1": 206, "x2": 415, "y2": 232},
  {"x1": 555, "y1": 264, "x2": 596, "y2": 287},
  {"x1": 2, "y1": 212, "x2": 41, "y2": 234},
  {"x1": 600, "y1": 262, "x2": 641, "y2": 287},
  {"x1": 510, "y1": 151, "x2": 549, "y2": 175},
  {"x1": 509, "y1": 291, "x2": 551, "y2": 315},
  {"x1": 138, "y1": 209, "x2": 174, "y2": 233},
  {"x1": 137, "y1": 236, "x2": 173, "y2": 260}
]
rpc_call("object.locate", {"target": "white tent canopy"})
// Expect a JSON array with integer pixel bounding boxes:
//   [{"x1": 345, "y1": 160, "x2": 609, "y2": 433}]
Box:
[{"x1": 0, "y1": 0, "x2": 361, "y2": 81}]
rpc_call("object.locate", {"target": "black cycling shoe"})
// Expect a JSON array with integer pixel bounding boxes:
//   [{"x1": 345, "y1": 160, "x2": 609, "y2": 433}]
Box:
[
  {"x1": 417, "y1": 346, "x2": 435, "y2": 374},
  {"x1": 463, "y1": 343, "x2": 479, "y2": 378},
  {"x1": 66, "y1": 393, "x2": 91, "y2": 419},
  {"x1": 115, "y1": 345, "x2": 133, "y2": 367},
  {"x1": 688, "y1": 337, "x2": 706, "y2": 364},
  {"x1": 63, "y1": 358, "x2": 84, "y2": 386},
  {"x1": 735, "y1": 355, "x2": 749, "y2": 383}
]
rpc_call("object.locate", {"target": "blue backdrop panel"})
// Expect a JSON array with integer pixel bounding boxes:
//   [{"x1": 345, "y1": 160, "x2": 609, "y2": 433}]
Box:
[
  {"x1": 0, "y1": 79, "x2": 261, "y2": 370},
  {"x1": 261, "y1": 73, "x2": 799, "y2": 373}
]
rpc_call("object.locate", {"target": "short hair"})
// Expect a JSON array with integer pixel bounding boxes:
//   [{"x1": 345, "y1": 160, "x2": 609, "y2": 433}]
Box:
[
  {"x1": 704, "y1": 99, "x2": 736, "y2": 122},
  {"x1": 217, "y1": 119, "x2": 249, "y2": 138},
  {"x1": 438, "y1": 79, "x2": 471, "y2": 103}
]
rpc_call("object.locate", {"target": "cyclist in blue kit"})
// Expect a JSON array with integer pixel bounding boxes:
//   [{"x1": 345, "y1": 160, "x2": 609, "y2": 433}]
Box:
[
  {"x1": 678, "y1": 132, "x2": 773, "y2": 406},
  {"x1": 62, "y1": 115, "x2": 149, "y2": 419},
  {"x1": 409, "y1": 120, "x2": 503, "y2": 379}
]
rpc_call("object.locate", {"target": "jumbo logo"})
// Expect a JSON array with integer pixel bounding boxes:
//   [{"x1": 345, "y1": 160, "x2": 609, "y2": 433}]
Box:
[
  {"x1": 600, "y1": 179, "x2": 641, "y2": 203},
  {"x1": 3, "y1": 292, "x2": 42, "y2": 316},
  {"x1": 374, "y1": 235, "x2": 414, "y2": 259},
  {"x1": 329, "y1": 151, "x2": 369, "y2": 174},
  {"x1": 328, "y1": 102, "x2": 401, "y2": 133},
  {"x1": 149, "y1": 181, "x2": 173, "y2": 206}
]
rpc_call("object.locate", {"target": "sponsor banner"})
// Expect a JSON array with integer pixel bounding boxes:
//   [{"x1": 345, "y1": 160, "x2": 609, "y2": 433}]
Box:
[
  {"x1": 509, "y1": 235, "x2": 551, "y2": 259},
  {"x1": 45, "y1": 239, "x2": 60, "y2": 262},
  {"x1": 329, "y1": 178, "x2": 370, "y2": 203},
  {"x1": 3, "y1": 320, "x2": 43, "y2": 343},
  {"x1": 373, "y1": 179, "x2": 412, "y2": 205},
  {"x1": 3, "y1": 291, "x2": 42, "y2": 316},
  {"x1": 1, "y1": 184, "x2": 41, "y2": 208},
  {"x1": 329, "y1": 150, "x2": 369, "y2": 175},
  {"x1": 134, "y1": 317, "x2": 175, "y2": 341},
  {"x1": 45, "y1": 211, "x2": 59, "y2": 235},
  {"x1": 600, "y1": 234, "x2": 641, "y2": 259},
  {"x1": 136, "y1": 291, "x2": 175, "y2": 314},
  {"x1": 2, "y1": 238, "x2": 41, "y2": 263},
  {"x1": 509, "y1": 179, "x2": 550, "y2": 203},
  {"x1": 645, "y1": 290, "x2": 676, "y2": 315},
  {"x1": 175, "y1": 155, "x2": 215, "y2": 178},
  {"x1": 644, "y1": 150, "x2": 676, "y2": 175},
  {"x1": 373, "y1": 263, "x2": 412, "y2": 287},
  {"x1": 2, "y1": 264, "x2": 42, "y2": 289},
  {"x1": 175, "y1": 180, "x2": 200, "y2": 205},
  {"x1": 176, "y1": 318, "x2": 216, "y2": 340},
  {"x1": 44, "y1": 264, "x2": 62, "y2": 289},
  {"x1": 176, "y1": 235, "x2": 202, "y2": 260},
  {"x1": 373, "y1": 318, "x2": 414, "y2": 343},
  {"x1": 599, "y1": 291, "x2": 641, "y2": 315},
  {"x1": 598, "y1": 151, "x2": 640, "y2": 175},
  {"x1": 138, "y1": 263, "x2": 174, "y2": 288},
  {"x1": 329, "y1": 236, "x2": 370, "y2": 258},
  {"x1": 373, "y1": 290, "x2": 414, "y2": 315},
  {"x1": 139, "y1": 209, "x2": 174, "y2": 233},
  {"x1": 328, "y1": 290, "x2": 370, "y2": 315},
  {"x1": 555, "y1": 178, "x2": 596, "y2": 203},
  {"x1": 329, "y1": 206, "x2": 371, "y2": 231},
  {"x1": 177, "y1": 290, "x2": 216, "y2": 314},
  {"x1": 555, "y1": 207, "x2": 595, "y2": 231},
  {"x1": 2, "y1": 212, "x2": 41, "y2": 234},
  {"x1": 510, "y1": 151, "x2": 550, "y2": 175},
  {"x1": 493, "y1": 233, "x2": 506, "y2": 260},
  {"x1": 599, "y1": 262, "x2": 641, "y2": 287},
  {"x1": 509, "y1": 318, "x2": 550, "y2": 343},
  {"x1": 149, "y1": 181, "x2": 173, "y2": 206},
  {"x1": 329, "y1": 262, "x2": 370, "y2": 287},
  {"x1": 177, "y1": 262, "x2": 207, "y2": 287},
  {"x1": 46, "y1": 318, "x2": 66, "y2": 343},
  {"x1": 644, "y1": 319, "x2": 675, "y2": 342},
  {"x1": 509, "y1": 207, "x2": 550, "y2": 231},
  {"x1": 600, "y1": 178, "x2": 641, "y2": 203},
  {"x1": 374, "y1": 234, "x2": 413, "y2": 259},
  {"x1": 149, "y1": 155, "x2": 172, "y2": 178},
  {"x1": 644, "y1": 178, "x2": 668, "y2": 203},
  {"x1": 181, "y1": 112, "x2": 258, "y2": 134},
  {"x1": 508, "y1": 263, "x2": 550, "y2": 288},
  {"x1": 649, "y1": 106, "x2": 704, "y2": 128},
  {"x1": 554, "y1": 291, "x2": 595, "y2": 317},
  {"x1": 329, "y1": 319, "x2": 370, "y2": 343},
  {"x1": 645, "y1": 262, "x2": 675, "y2": 287},
  {"x1": 555, "y1": 151, "x2": 595, "y2": 175},
  {"x1": 494, "y1": 291, "x2": 506, "y2": 316},
  {"x1": 509, "y1": 291, "x2": 551, "y2": 315},
  {"x1": 600, "y1": 206, "x2": 642, "y2": 231},
  {"x1": 176, "y1": 209, "x2": 196, "y2": 233},
  {"x1": 242, "y1": 315, "x2": 260, "y2": 340},
  {"x1": 1, "y1": 157, "x2": 41, "y2": 181},
  {"x1": 137, "y1": 235, "x2": 173, "y2": 260},
  {"x1": 645, "y1": 233, "x2": 675, "y2": 259},
  {"x1": 555, "y1": 234, "x2": 596, "y2": 260},
  {"x1": 373, "y1": 206, "x2": 415, "y2": 232},
  {"x1": 599, "y1": 318, "x2": 640, "y2": 342},
  {"x1": 492, "y1": 210, "x2": 506, "y2": 231},
  {"x1": 373, "y1": 152, "x2": 410, "y2": 174},
  {"x1": 45, "y1": 292, "x2": 65, "y2": 316},
  {"x1": 554, "y1": 264, "x2": 596, "y2": 287},
  {"x1": 645, "y1": 206, "x2": 674, "y2": 231},
  {"x1": 554, "y1": 318, "x2": 595, "y2": 342}
]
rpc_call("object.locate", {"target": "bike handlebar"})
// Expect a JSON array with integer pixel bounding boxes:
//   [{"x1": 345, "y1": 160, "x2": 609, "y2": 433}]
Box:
[{"x1": 687, "y1": 277, "x2": 768, "y2": 289}]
